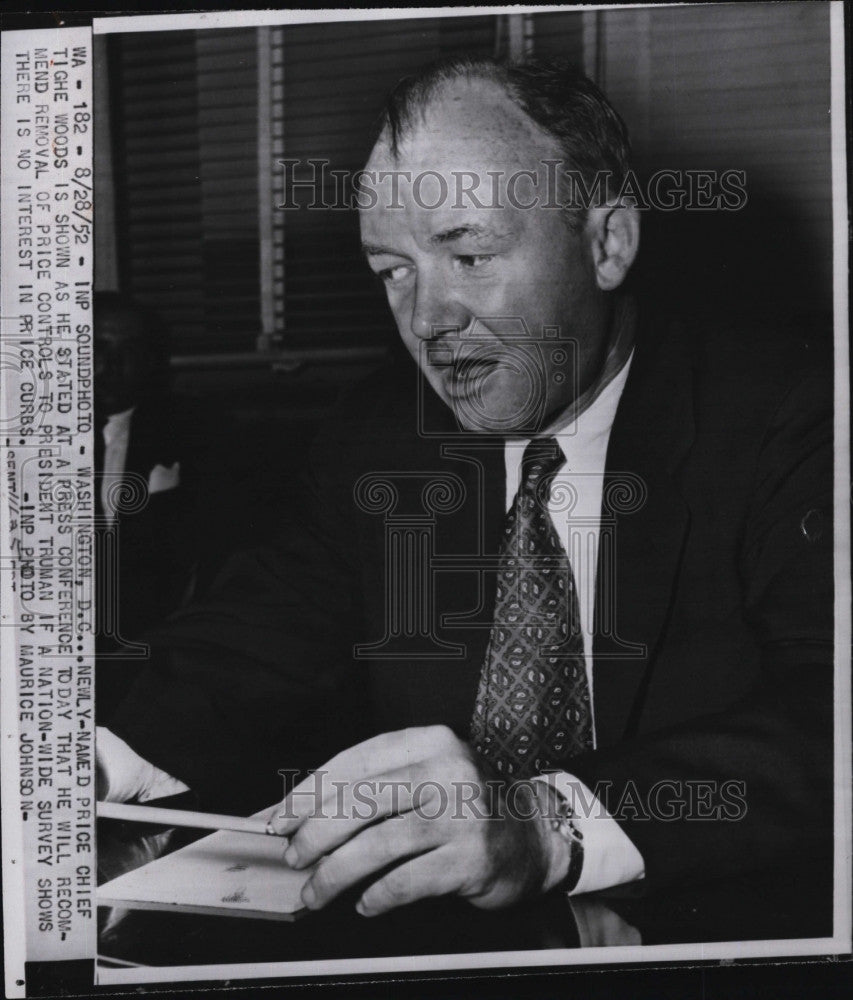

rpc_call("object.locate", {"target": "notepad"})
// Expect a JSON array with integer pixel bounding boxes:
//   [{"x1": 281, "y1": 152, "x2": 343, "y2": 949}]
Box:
[{"x1": 98, "y1": 817, "x2": 315, "y2": 921}]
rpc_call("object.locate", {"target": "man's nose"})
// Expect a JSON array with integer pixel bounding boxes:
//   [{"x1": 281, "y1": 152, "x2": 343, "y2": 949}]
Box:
[{"x1": 410, "y1": 275, "x2": 470, "y2": 340}]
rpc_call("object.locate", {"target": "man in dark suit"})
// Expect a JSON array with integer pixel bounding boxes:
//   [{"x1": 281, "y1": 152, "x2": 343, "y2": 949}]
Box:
[
  {"x1": 94, "y1": 292, "x2": 201, "y2": 717},
  {"x1": 97, "y1": 58, "x2": 833, "y2": 921}
]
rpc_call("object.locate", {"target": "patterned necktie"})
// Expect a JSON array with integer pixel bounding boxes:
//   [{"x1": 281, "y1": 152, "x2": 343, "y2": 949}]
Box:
[{"x1": 471, "y1": 437, "x2": 593, "y2": 778}]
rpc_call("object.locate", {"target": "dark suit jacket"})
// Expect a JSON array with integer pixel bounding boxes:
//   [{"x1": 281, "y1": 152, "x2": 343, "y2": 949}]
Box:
[
  {"x1": 96, "y1": 396, "x2": 202, "y2": 716},
  {"x1": 109, "y1": 307, "x2": 834, "y2": 896}
]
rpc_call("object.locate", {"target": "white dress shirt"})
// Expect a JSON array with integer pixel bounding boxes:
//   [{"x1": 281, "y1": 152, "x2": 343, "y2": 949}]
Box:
[{"x1": 100, "y1": 407, "x2": 134, "y2": 526}]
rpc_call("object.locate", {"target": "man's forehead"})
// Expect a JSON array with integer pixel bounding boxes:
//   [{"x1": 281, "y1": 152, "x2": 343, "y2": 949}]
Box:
[
  {"x1": 360, "y1": 81, "x2": 562, "y2": 244},
  {"x1": 360, "y1": 208, "x2": 519, "y2": 252},
  {"x1": 366, "y1": 76, "x2": 558, "y2": 176}
]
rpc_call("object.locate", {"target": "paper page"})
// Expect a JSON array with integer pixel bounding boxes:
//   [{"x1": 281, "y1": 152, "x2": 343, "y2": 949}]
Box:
[{"x1": 98, "y1": 821, "x2": 314, "y2": 922}]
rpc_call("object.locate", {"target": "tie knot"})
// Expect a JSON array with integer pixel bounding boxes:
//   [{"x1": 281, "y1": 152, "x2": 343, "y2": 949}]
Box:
[{"x1": 520, "y1": 436, "x2": 564, "y2": 490}]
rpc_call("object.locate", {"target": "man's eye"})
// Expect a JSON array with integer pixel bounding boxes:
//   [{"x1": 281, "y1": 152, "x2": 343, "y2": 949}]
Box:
[
  {"x1": 455, "y1": 254, "x2": 495, "y2": 270},
  {"x1": 378, "y1": 264, "x2": 411, "y2": 284}
]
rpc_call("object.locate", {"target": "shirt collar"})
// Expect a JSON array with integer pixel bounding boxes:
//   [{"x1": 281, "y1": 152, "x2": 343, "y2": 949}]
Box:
[
  {"x1": 544, "y1": 294, "x2": 636, "y2": 437},
  {"x1": 102, "y1": 406, "x2": 135, "y2": 448},
  {"x1": 555, "y1": 347, "x2": 633, "y2": 458},
  {"x1": 507, "y1": 295, "x2": 636, "y2": 457}
]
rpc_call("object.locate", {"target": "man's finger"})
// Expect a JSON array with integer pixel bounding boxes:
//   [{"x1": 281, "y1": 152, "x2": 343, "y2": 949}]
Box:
[
  {"x1": 300, "y1": 810, "x2": 441, "y2": 910},
  {"x1": 282, "y1": 761, "x2": 437, "y2": 867},
  {"x1": 355, "y1": 847, "x2": 463, "y2": 917},
  {"x1": 270, "y1": 725, "x2": 458, "y2": 835}
]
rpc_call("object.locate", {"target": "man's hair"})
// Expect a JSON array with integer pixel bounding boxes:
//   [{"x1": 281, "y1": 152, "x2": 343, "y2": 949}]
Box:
[
  {"x1": 94, "y1": 290, "x2": 172, "y2": 393},
  {"x1": 376, "y1": 55, "x2": 631, "y2": 220}
]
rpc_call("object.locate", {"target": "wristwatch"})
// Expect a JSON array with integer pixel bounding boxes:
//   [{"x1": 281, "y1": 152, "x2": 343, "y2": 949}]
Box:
[{"x1": 532, "y1": 775, "x2": 585, "y2": 893}]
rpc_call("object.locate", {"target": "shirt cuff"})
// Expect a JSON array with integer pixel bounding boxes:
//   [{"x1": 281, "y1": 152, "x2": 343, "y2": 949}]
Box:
[
  {"x1": 533, "y1": 771, "x2": 645, "y2": 895},
  {"x1": 97, "y1": 726, "x2": 190, "y2": 803}
]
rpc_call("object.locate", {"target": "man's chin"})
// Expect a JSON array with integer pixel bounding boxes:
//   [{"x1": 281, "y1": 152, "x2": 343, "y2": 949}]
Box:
[
  {"x1": 450, "y1": 404, "x2": 547, "y2": 436},
  {"x1": 425, "y1": 370, "x2": 547, "y2": 434},
  {"x1": 454, "y1": 411, "x2": 505, "y2": 434},
  {"x1": 446, "y1": 389, "x2": 547, "y2": 436},
  {"x1": 95, "y1": 395, "x2": 134, "y2": 417}
]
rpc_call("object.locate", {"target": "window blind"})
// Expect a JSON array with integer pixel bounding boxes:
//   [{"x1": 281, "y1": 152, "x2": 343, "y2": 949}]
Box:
[
  {"x1": 110, "y1": 27, "x2": 260, "y2": 353},
  {"x1": 268, "y1": 16, "x2": 503, "y2": 349},
  {"x1": 598, "y1": 1, "x2": 833, "y2": 316},
  {"x1": 106, "y1": 6, "x2": 832, "y2": 356}
]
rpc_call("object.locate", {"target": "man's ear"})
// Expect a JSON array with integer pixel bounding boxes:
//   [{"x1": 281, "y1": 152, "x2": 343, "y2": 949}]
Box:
[{"x1": 587, "y1": 204, "x2": 641, "y2": 291}]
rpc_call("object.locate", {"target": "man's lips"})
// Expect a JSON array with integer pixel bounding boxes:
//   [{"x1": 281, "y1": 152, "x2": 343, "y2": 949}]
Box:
[{"x1": 444, "y1": 358, "x2": 499, "y2": 398}]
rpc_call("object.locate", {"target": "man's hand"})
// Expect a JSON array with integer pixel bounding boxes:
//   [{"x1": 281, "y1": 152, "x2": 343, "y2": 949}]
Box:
[
  {"x1": 268, "y1": 726, "x2": 557, "y2": 917},
  {"x1": 96, "y1": 726, "x2": 189, "y2": 803}
]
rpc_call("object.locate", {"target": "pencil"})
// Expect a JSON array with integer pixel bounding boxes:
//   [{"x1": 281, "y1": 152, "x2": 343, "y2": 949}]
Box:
[{"x1": 97, "y1": 800, "x2": 281, "y2": 836}]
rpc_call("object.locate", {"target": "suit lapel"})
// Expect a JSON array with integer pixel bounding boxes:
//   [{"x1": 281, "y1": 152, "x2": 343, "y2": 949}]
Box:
[
  {"x1": 358, "y1": 374, "x2": 506, "y2": 733},
  {"x1": 592, "y1": 315, "x2": 695, "y2": 747}
]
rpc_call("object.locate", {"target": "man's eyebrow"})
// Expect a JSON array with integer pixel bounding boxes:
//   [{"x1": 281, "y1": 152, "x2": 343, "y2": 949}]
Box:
[
  {"x1": 429, "y1": 224, "x2": 504, "y2": 246},
  {"x1": 361, "y1": 242, "x2": 403, "y2": 257},
  {"x1": 361, "y1": 225, "x2": 508, "y2": 256}
]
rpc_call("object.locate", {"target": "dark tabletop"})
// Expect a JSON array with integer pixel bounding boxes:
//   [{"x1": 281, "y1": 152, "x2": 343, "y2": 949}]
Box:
[{"x1": 96, "y1": 815, "x2": 834, "y2": 970}]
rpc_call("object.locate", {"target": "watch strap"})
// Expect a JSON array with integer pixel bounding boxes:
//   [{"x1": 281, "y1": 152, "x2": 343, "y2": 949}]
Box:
[{"x1": 531, "y1": 774, "x2": 585, "y2": 894}]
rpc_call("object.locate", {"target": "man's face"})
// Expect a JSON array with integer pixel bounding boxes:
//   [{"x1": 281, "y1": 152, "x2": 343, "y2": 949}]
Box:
[
  {"x1": 360, "y1": 78, "x2": 611, "y2": 434},
  {"x1": 94, "y1": 313, "x2": 157, "y2": 416}
]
